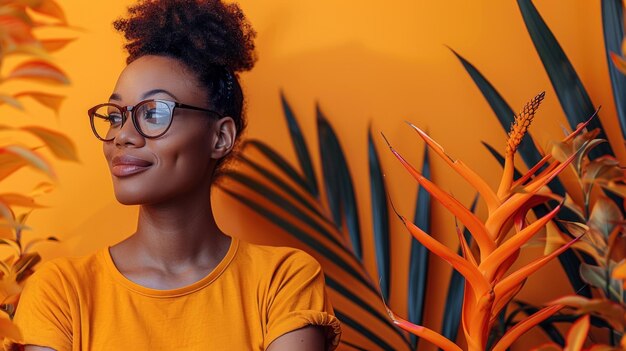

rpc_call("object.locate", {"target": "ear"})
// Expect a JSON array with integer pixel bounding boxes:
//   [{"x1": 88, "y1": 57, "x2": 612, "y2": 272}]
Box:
[{"x1": 211, "y1": 116, "x2": 237, "y2": 159}]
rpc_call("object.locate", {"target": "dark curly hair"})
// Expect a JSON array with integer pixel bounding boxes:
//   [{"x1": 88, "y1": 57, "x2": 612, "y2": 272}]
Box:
[{"x1": 113, "y1": 0, "x2": 257, "y2": 177}]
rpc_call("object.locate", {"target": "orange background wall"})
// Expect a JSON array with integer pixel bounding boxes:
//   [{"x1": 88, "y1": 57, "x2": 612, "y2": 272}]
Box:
[{"x1": 5, "y1": 0, "x2": 624, "y2": 350}]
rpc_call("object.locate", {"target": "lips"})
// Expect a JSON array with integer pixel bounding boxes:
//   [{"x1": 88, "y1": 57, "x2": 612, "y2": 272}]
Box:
[{"x1": 111, "y1": 155, "x2": 153, "y2": 177}]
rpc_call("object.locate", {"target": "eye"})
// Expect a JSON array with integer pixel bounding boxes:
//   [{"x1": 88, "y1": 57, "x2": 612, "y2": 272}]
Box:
[
  {"x1": 107, "y1": 113, "x2": 123, "y2": 127},
  {"x1": 94, "y1": 110, "x2": 122, "y2": 127},
  {"x1": 142, "y1": 108, "x2": 170, "y2": 125}
]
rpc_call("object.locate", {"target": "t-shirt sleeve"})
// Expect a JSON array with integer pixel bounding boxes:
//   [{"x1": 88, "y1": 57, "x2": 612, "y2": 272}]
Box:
[
  {"x1": 263, "y1": 250, "x2": 341, "y2": 351},
  {"x1": 6, "y1": 261, "x2": 73, "y2": 351}
]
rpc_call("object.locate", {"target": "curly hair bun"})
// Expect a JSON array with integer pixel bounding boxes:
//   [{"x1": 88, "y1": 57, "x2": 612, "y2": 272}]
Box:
[{"x1": 114, "y1": 0, "x2": 257, "y2": 73}]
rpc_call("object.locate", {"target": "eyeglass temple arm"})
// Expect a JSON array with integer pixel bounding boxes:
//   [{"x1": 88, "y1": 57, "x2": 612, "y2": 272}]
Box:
[{"x1": 174, "y1": 102, "x2": 222, "y2": 117}]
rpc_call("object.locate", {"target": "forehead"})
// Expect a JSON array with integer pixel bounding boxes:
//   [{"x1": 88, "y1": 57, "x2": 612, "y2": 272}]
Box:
[{"x1": 111, "y1": 55, "x2": 206, "y2": 103}]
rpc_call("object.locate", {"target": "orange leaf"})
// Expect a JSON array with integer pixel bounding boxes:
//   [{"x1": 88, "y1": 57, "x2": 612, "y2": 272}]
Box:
[
  {"x1": 492, "y1": 304, "x2": 564, "y2": 351},
  {"x1": 40, "y1": 38, "x2": 76, "y2": 52},
  {"x1": 21, "y1": 126, "x2": 79, "y2": 161},
  {"x1": 402, "y1": 215, "x2": 489, "y2": 295},
  {"x1": 494, "y1": 234, "x2": 581, "y2": 302},
  {"x1": 5, "y1": 60, "x2": 70, "y2": 85},
  {"x1": 480, "y1": 202, "x2": 561, "y2": 280},
  {"x1": 0, "y1": 194, "x2": 46, "y2": 208},
  {"x1": 30, "y1": 0, "x2": 67, "y2": 24},
  {"x1": 5, "y1": 44, "x2": 51, "y2": 59},
  {"x1": 488, "y1": 140, "x2": 581, "y2": 237},
  {"x1": 550, "y1": 295, "x2": 626, "y2": 331},
  {"x1": 565, "y1": 315, "x2": 589, "y2": 351},
  {"x1": 14, "y1": 91, "x2": 65, "y2": 115},
  {"x1": 4, "y1": 145, "x2": 55, "y2": 179},
  {"x1": 0, "y1": 15, "x2": 36, "y2": 46},
  {"x1": 490, "y1": 279, "x2": 525, "y2": 322},
  {"x1": 407, "y1": 123, "x2": 500, "y2": 214},
  {"x1": 384, "y1": 137, "x2": 496, "y2": 257},
  {"x1": 0, "y1": 149, "x2": 28, "y2": 182},
  {"x1": 383, "y1": 303, "x2": 462, "y2": 351},
  {"x1": 0, "y1": 94, "x2": 24, "y2": 110}
]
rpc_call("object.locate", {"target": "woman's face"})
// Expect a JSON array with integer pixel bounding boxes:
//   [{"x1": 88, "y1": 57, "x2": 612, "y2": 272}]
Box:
[{"x1": 103, "y1": 55, "x2": 226, "y2": 205}]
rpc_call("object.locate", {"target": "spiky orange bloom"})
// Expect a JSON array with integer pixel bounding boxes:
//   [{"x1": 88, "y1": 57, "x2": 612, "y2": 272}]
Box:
[{"x1": 383, "y1": 94, "x2": 594, "y2": 350}]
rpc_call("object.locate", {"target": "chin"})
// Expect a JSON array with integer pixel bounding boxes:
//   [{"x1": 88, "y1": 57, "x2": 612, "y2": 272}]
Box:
[
  {"x1": 114, "y1": 192, "x2": 145, "y2": 206},
  {"x1": 112, "y1": 185, "x2": 155, "y2": 206}
]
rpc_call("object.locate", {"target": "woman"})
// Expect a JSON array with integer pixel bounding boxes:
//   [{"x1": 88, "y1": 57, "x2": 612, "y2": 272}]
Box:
[{"x1": 9, "y1": 1, "x2": 341, "y2": 350}]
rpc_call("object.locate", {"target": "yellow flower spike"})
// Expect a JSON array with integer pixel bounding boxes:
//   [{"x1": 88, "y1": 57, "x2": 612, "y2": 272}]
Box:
[
  {"x1": 491, "y1": 304, "x2": 564, "y2": 351},
  {"x1": 493, "y1": 235, "x2": 581, "y2": 304},
  {"x1": 400, "y1": 214, "x2": 490, "y2": 296},
  {"x1": 406, "y1": 122, "x2": 500, "y2": 215},
  {"x1": 383, "y1": 134, "x2": 497, "y2": 258},
  {"x1": 382, "y1": 297, "x2": 462, "y2": 351},
  {"x1": 480, "y1": 202, "x2": 563, "y2": 280},
  {"x1": 497, "y1": 92, "x2": 545, "y2": 199}
]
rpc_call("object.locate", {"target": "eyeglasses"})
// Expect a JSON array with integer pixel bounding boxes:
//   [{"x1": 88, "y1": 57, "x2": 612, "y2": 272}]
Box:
[{"x1": 87, "y1": 99, "x2": 222, "y2": 141}]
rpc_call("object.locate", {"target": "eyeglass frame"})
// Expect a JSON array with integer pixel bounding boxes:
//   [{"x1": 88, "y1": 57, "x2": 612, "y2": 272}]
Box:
[{"x1": 87, "y1": 99, "x2": 223, "y2": 141}]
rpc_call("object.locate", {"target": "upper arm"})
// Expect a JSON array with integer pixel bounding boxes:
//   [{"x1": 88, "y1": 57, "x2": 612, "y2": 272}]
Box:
[
  {"x1": 11, "y1": 263, "x2": 73, "y2": 351},
  {"x1": 263, "y1": 250, "x2": 341, "y2": 350},
  {"x1": 265, "y1": 325, "x2": 325, "y2": 351}
]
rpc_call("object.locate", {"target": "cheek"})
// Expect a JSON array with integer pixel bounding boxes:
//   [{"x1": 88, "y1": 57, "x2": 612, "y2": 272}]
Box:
[{"x1": 103, "y1": 142, "x2": 114, "y2": 162}]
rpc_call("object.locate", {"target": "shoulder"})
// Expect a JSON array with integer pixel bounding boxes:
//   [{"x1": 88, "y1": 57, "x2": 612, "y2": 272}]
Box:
[
  {"x1": 236, "y1": 239, "x2": 322, "y2": 275},
  {"x1": 27, "y1": 250, "x2": 104, "y2": 290}
]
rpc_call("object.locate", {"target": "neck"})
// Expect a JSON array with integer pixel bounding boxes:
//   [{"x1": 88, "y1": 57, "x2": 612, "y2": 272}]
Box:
[{"x1": 132, "y1": 185, "x2": 229, "y2": 268}]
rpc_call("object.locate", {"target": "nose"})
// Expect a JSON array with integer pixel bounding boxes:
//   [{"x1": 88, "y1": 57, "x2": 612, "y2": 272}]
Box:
[{"x1": 114, "y1": 109, "x2": 145, "y2": 147}]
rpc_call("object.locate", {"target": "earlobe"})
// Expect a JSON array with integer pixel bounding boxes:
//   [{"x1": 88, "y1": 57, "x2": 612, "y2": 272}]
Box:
[{"x1": 212, "y1": 117, "x2": 237, "y2": 159}]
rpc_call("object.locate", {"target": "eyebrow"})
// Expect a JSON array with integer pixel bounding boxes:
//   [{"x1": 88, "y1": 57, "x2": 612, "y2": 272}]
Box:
[{"x1": 108, "y1": 89, "x2": 180, "y2": 102}]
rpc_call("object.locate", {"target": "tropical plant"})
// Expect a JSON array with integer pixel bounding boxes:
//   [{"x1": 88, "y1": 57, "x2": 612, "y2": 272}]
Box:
[
  {"x1": 446, "y1": 0, "x2": 626, "y2": 348},
  {"x1": 0, "y1": 0, "x2": 77, "y2": 344},
  {"x1": 382, "y1": 92, "x2": 596, "y2": 351}
]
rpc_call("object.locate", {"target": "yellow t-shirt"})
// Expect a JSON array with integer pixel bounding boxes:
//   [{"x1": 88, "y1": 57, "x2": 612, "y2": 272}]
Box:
[{"x1": 9, "y1": 237, "x2": 341, "y2": 350}]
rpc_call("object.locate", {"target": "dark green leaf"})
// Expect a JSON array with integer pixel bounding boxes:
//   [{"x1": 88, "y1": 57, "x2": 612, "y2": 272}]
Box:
[
  {"x1": 334, "y1": 309, "x2": 398, "y2": 351},
  {"x1": 340, "y1": 340, "x2": 370, "y2": 351},
  {"x1": 602, "y1": 0, "x2": 626, "y2": 139},
  {"x1": 224, "y1": 170, "x2": 348, "y2": 253},
  {"x1": 518, "y1": 0, "x2": 613, "y2": 158},
  {"x1": 221, "y1": 188, "x2": 379, "y2": 296},
  {"x1": 237, "y1": 154, "x2": 331, "y2": 226},
  {"x1": 280, "y1": 92, "x2": 319, "y2": 197},
  {"x1": 368, "y1": 127, "x2": 390, "y2": 301},
  {"x1": 245, "y1": 140, "x2": 311, "y2": 193},
  {"x1": 317, "y1": 106, "x2": 362, "y2": 259},
  {"x1": 450, "y1": 48, "x2": 543, "y2": 168},
  {"x1": 326, "y1": 276, "x2": 411, "y2": 348},
  {"x1": 407, "y1": 146, "x2": 430, "y2": 348}
]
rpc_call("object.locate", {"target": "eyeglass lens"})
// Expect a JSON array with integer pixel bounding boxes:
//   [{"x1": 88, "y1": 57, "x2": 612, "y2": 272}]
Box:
[{"x1": 91, "y1": 101, "x2": 173, "y2": 140}]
